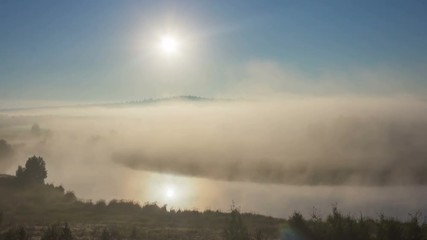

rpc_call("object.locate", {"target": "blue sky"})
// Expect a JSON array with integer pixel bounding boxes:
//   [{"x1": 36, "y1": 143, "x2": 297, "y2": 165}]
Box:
[{"x1": 1, "y1": 0, "x2": 427, "y2": 103}]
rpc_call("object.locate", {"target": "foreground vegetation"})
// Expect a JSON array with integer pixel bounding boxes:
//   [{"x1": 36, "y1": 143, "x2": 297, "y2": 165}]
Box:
[{"x1": 1, "y1": 156, "x2": 427, "y2": 240}]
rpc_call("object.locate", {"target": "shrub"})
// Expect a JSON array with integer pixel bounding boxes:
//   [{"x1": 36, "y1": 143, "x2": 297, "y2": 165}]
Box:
[
  {"x1": 41, "y1": 223, "x2": 73, "y2": 240},
  {"x1": 223, "y1": 205, "x2": 250, "y2": 240}
]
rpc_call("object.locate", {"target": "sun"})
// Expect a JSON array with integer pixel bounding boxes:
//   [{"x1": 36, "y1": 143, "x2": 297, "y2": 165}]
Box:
[
  {"x1": 164, "y1": 186, "x2": 176, "y2": 199},
  {"x1": 159, "y1": 35, "x2": 180, "y2": 55}
]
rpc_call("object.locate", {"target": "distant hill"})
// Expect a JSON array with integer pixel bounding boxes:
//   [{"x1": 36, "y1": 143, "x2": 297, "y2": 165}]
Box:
[
  {"x1": 124, "y1": 95, "x2": 215, "y2": 105},
  {"x1": 0, "y1": 95, "x2": 230, "y2": 112},
  {"x1": 111, "y1": 95, "x2": 229, "y2": 108}
]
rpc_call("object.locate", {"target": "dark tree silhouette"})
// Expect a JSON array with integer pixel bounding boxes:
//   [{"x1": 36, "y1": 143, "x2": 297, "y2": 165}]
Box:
[
  {"x1": 31, "y1": 123, "x2": 41, "y2": 136},
  {"x1": 288, "y1": 211, "x2": 312, "y2": 239},
  {"x1": 223, "y1": 205, "x2": 250, "y2": 240},
  {"x1": 0, "y1": 139, "x2": 13, "y2": 160},
  {"x1": 15, "y1": 156, "x2": 47, "y2": 184},
  {"x1": 407, "y1": 212, "x2": 423, "y2": 240}
]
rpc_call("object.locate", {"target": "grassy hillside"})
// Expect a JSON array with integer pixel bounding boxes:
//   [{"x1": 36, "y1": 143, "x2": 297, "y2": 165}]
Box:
[{"x1": 0, "y1": 170, "x2": 281, "y2": 240}]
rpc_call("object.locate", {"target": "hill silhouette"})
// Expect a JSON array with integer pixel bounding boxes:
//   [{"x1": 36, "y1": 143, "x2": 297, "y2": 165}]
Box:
[{"x1": 0, "y1": 95, "x2": 225, "y2": 112}]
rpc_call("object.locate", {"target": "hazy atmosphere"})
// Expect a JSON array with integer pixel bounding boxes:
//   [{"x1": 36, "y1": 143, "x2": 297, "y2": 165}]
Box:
[
  {"x1": 2, "y1": 0, "x2": 427, "y2": 232},
  {"x1": 2, "y1": 97, "x2": 427, "y2": 218}
]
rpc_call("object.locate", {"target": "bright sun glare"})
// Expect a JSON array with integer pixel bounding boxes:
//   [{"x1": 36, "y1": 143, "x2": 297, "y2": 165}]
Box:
[
  {"x1": 165, "y1": 186, "x2": 175, "y2": 199},
  {"x1": 159, "y1": 35, "x2": 180, "y2": 55}
]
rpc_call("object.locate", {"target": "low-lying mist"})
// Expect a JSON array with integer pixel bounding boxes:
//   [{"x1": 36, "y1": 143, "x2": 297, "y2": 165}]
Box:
[{"x1": 1, "y1": 96, "x2": 427, "y2": 218}]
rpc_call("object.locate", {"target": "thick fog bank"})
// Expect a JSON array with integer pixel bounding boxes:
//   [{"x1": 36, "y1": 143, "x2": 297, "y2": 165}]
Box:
[{"x1": 1, "y1": 97, "x2": 427, "y2": 218}]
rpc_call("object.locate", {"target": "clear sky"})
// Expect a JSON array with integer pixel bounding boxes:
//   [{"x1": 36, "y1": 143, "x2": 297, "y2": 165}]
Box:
[{"x1": 1, "y1": 0, "x2": 427, "y2": 103}]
